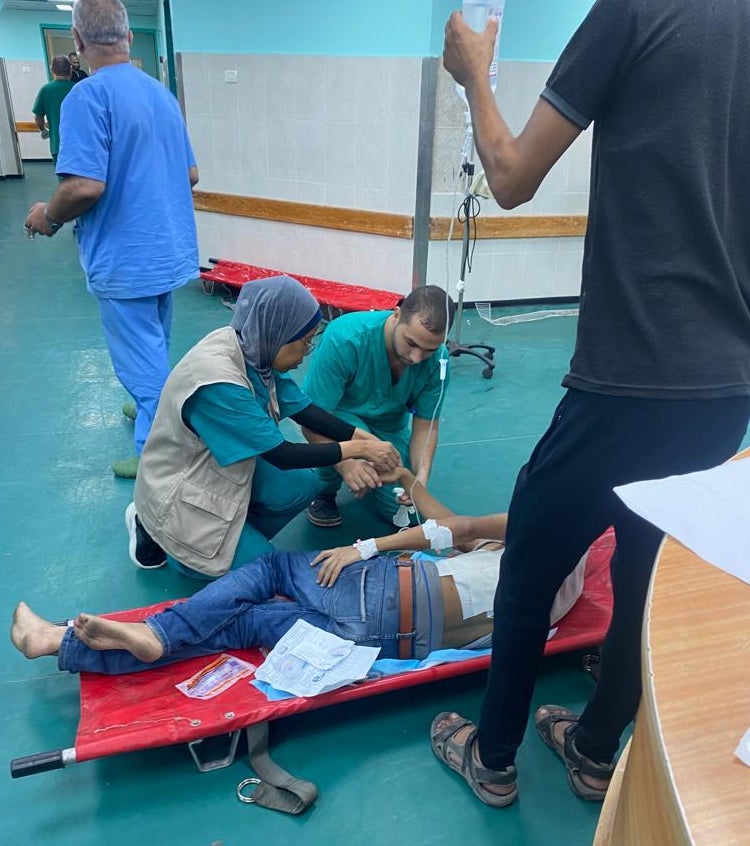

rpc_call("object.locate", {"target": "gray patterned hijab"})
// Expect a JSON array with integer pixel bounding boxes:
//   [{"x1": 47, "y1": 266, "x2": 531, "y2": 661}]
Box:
[{"x1": 230, "y1": 275, "x2": 322, "y2": 400}]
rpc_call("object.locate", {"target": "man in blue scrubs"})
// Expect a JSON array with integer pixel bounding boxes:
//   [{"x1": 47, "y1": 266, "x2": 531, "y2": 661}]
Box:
[{"x1": 24, "y1": 0, "x2": 199, "y2": 479}]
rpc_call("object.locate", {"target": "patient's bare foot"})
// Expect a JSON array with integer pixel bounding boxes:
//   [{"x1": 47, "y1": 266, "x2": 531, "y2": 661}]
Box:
[
  {"x1": 74, "y1": 614, "x2": 164, "y2": 663},
  {"x1": 11, "y1": 602, "x2": 65, "y2": 658}
]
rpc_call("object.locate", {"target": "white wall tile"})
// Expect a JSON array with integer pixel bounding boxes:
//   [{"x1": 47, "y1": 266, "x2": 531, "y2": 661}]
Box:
[
  {"x1": 295, "y1": 181, "x2": 327, "y2": 205},
  {"x1": 266, "y1": 118, "x2": 296, "y2": 177},
  {"x1": 293, "y1": 58, "x2": 326, "y2": 121},
  {"x1": 325, "y1": 120, "x2": 357, "y2": 189},
  {"x1": 264, "y1": 55, "x2": 295, "y2": 122},
  {"x1": 325, "y1": 183, "x2": 357, "y2": 208},
  {"x1": 294, "y1": 119, "x2": 327, "y2": 183},
  {"x1": 354, "y1": 122, "x2": 389, "y2": 191},
  {"x1": 184, "y1": 53, "x2": 590, "y2": 302},
  {"x1": 324, "y1": 58, "x2": 358, "y2": 124},
  {"x1": 181, "y1": 53, "x2": 212, "y2": 116}
]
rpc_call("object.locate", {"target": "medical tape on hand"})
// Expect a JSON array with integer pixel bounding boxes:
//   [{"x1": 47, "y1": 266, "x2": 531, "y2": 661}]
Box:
[
  {"x1": 353, "y1": 538, "x2": 378, "y2": 560},
  {"x1": 421, "y1": 519, "x2": 453, "y2": 551}
]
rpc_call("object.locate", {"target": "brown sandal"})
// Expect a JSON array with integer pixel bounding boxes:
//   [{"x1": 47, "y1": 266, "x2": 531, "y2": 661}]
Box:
[
  {"x1": 430, "y1": 712, "x2": 518, "y2": 808},
  {"x1": 534, "y1": 704, "x2": 614, "y2": 801}
]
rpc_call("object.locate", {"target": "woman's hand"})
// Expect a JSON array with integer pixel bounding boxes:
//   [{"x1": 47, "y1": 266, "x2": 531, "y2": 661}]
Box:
[
  {"x1": 357, "y1": 438, "x2": 400, "y2": 471},
  {"x1": 311, "y1": 545, "x2": 364, "y2": 587},
  {"x1": 338, "y1": 459, "x2": 382, "y2": 497}
]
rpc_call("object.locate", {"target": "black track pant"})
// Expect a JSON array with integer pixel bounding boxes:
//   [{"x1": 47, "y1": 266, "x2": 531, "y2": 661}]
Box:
[{"x1": 477, "y1": 388, "x2": 750, "y2": 769}]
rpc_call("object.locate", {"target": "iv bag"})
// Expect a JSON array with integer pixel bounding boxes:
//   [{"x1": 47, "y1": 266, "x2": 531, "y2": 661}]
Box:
[{"x1": 455, "y1": 0, "x2": 506, "y2": 106}]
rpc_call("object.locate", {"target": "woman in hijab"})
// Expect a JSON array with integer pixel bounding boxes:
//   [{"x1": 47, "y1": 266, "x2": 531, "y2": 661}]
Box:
[{"x1": 129, "y1": 276, "x2": 400, "y2": 580}]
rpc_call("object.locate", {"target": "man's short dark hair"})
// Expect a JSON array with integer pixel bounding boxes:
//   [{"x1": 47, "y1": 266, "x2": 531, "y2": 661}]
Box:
[
  {"x1": 52, "y1": 55, "x2": 72, "y2": 77},
  {"x1": 398, "y1": 285, "x2": 456, "y2": 336},
  {"x1": 68, "y1": 52, "x2": 78, "y2": 59}
]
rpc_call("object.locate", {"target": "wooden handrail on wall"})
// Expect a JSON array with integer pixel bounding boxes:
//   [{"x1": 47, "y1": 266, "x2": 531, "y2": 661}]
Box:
[
  {"x1": 429, "y1": 214, "x2": 587, "y2": 240},
  {"x1": 193, "y1": 191, "x2": 414, "y2": 240},
  {"x1": 15, "y1": 121, "x2": 38, "y2": 133},
  {"x1": 193, "y1": 189, "x2": 587, "y2": 241}
]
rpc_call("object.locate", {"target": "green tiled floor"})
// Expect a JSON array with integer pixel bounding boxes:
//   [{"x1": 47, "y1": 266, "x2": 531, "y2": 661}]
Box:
[{"x1": 2, "y1": 163, "x2": 605, "y2": 845}]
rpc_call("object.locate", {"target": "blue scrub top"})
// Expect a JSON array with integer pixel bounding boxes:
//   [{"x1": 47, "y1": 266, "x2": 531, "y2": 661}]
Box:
[{"x1": 56, "y1": 63, "x2": 198, "y2": 298}]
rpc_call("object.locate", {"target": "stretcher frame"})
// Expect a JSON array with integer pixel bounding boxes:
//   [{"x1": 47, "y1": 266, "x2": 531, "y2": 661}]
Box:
[
  {"x1": 199, "y1": 258, "x2": 403, "y2": 317},
  {"x1": 10, "y1": 531, "x2": 614, "y2": 788}
]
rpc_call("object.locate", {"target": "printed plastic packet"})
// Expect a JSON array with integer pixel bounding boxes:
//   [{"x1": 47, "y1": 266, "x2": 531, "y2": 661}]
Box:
[{"x1": 176, "y1": 653, "x2": 257, "y2": 700}]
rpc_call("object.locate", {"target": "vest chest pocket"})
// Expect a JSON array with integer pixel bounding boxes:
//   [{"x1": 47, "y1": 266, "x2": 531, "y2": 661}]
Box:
[{"x1": 162, "y1": 482, "x2": 242, "y2": 559}]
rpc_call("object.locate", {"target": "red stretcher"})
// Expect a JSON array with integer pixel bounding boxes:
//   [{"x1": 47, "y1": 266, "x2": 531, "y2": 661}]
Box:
[
  {"x1": 199, "y1": 258, "x2": 403, "y2": 314},
  {"x1": 10, "y1": 531, "x2": 614, "y2": 806}
]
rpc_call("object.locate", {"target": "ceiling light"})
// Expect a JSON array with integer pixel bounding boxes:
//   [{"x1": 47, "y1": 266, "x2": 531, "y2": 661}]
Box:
[{"x1": 56, "y1": 4, "x2": 73, "y2": 9}]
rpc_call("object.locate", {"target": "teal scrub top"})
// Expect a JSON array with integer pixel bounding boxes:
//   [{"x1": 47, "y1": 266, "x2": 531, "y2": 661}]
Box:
[
  {"x1": 302, "y1": 310, "x2": 448, "y2": 435},
  {"x1": 183, "y1": 368, "x2": 310, "y2": 467}
]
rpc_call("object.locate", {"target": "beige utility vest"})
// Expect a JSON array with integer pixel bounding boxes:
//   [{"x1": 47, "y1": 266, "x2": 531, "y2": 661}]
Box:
[{"x1": 134, "y1": 327, "x2": 256, "y2": 578}]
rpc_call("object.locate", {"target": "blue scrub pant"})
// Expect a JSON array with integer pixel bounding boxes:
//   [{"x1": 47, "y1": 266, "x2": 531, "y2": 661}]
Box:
[
  {"x1": 58, "y1": 551, "x2": 403, "y2": 673},
  {"x1": 168, "y1": 458, "x2": 323, "y2": 580},
  {"x1": 97, "y1": 293, "x2": 173, "y2": 454},
  {"x1": 316, "y1": 412, "x2": 411, "y2": 521}
]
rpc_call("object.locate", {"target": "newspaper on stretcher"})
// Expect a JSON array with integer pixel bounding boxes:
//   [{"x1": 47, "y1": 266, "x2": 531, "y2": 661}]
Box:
[{"x1": 254, "y1": 619, "x2": 380, "y2": 697}]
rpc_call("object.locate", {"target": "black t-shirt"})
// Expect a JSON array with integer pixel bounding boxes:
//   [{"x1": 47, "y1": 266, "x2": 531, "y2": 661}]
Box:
[{"x1": 542, "y1": 0, "x2": 750, "y2": 398}]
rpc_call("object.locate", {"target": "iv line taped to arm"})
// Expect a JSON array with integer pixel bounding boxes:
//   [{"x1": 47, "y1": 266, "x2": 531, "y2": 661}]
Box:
[{"x1": 421, "y1": 519, "x2": 453, "y2": 551}]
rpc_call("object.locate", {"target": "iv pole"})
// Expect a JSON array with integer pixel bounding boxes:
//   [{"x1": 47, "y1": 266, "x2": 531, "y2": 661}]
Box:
[{"x1": 447, "y1": 125, "x2": 496, "y2": 379}]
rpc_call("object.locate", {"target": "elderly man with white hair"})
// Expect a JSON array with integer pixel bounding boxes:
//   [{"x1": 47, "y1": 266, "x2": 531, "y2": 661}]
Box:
[{"x1": 25, "y1": 0, "x2": 199, "y2": 479}]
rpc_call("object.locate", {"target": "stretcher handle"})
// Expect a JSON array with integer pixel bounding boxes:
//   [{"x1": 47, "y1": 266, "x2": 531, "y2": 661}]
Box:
[
  {"x1": 208, "y1": 257, "x2": 219, "y2": 264},
  {"x1": 10, "y1": 749, "x2": 65, "y2": 778}
]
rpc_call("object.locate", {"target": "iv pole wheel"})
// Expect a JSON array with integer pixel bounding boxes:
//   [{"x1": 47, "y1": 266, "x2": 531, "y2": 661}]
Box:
[{"x1": 482, "y1": 365, "x2": 494, "y2": 379}]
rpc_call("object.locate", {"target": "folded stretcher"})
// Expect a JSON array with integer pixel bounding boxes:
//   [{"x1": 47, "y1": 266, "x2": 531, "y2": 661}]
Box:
[
  {"x1": 10, "y1": 531, "x2": 614, "y2": 811},
  {"x1": 199, "y1": 258, "x2": 403, "y2": 313}
]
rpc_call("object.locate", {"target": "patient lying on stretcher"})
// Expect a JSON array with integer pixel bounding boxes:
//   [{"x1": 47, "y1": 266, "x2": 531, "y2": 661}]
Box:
[{"x1": 11, "y1": 468, "x2": 585, "y2": 674}]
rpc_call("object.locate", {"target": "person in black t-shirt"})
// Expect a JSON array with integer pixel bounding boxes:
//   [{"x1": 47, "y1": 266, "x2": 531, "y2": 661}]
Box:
[{"x1": 432, "y1": 0, "x2": 750, "y2": 808}]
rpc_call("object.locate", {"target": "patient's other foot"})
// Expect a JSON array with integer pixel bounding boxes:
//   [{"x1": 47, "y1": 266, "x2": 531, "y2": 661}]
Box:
[
  {"x1": 11, "y1": 602, "x2": 65, "y2": 658},
  {"x1": 74, "y1": 614, "x2": 164, "y2": 662}
]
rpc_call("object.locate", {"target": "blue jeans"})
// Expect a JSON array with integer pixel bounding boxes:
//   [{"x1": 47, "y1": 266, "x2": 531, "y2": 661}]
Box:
[
  {"x1": 97, "y1": 293, "x2": 173, "y2": 454},
  {"x1": 58, "y1": 551, "x2": 402, "y2": 674}
]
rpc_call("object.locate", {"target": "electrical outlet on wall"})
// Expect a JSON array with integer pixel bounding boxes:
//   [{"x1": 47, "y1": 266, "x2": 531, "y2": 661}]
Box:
[{"x1": 224, "y1": 69, "x2": 238, "y2": 83}]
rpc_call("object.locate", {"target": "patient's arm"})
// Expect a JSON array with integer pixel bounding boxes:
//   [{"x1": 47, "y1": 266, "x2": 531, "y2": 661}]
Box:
[
  {"x1": 381, "y1": 467, "x2": 507, "y2": 547},
  {"x1": 312, "y1": 468, "x2": 508, "y2": 586}
]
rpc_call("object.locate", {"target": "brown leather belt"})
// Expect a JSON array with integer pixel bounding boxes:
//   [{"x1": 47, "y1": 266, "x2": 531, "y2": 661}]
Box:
[{"x1": 397, "y1": 561, "x2": 415, "y2": 659}]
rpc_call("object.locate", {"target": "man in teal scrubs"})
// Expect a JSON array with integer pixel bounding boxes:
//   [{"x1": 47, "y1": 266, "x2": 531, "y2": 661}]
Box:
[{"x1": 302, "y1": 285, "x2": 454, "y2": 527}]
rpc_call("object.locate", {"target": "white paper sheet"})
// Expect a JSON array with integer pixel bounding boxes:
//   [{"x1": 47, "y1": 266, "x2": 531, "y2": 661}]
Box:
[
  {"x1": 254, "y1": 619, "x2": 380, "y2": 697},
  {"x1": 614, "y1": 459, "x2": 750, "y2": 585}
]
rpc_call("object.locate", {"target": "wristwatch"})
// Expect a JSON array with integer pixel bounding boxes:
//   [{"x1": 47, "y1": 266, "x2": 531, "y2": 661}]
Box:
[{"x1": 44, "y1": 205, "x2": 64, "y2": 234}]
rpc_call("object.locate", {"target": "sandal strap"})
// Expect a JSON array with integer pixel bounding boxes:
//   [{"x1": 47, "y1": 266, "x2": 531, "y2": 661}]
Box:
[
  {"x1": 563, "y1": 728, "x2": 615, "y2": 778},
  {"x1": 432, "y1": 714, "x2": 475, "y2": 750},
  {"x1": 463, "y1": 728, "x2": 516, "y2": 786}
]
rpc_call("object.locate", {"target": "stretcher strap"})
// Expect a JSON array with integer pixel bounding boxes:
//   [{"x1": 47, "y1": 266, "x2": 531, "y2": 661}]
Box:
[{"x1": 242, "y1": 722, "x2": 318, "y2": 814}]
